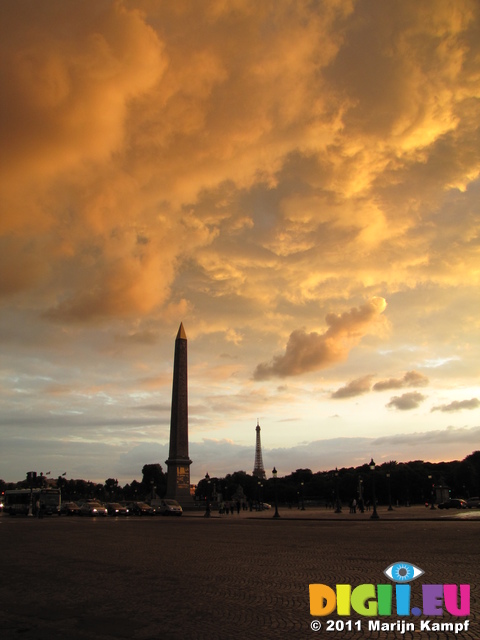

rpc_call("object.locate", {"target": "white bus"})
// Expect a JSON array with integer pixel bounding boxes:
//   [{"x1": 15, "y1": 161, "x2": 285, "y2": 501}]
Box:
[{"x1": 3, "y1": 488, "x2": 61, "y2": 516}]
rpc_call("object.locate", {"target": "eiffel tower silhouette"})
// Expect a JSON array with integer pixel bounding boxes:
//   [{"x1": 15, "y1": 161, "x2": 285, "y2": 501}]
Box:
[{"x1": 252, "y1": 420, "x2": 266, "y2": 479}]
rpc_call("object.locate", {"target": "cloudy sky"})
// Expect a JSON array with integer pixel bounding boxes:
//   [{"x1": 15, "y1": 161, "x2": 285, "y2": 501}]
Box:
[{"x1": 1, "y1": 0, "x2": 479, "y2": 485}]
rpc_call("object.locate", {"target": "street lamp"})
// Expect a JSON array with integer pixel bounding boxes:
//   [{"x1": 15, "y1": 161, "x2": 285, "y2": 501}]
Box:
[
  {"x1": 204, "y1": 472, "x2": 211, "y2": 517},
  {"x1": 300, "y1": 481, "x2": 305, "y2": 511},
  {"x1": 386, "y1": 472, "x2": 393, "y2": 511},
  {"x1": 334, "y1": 468, "x2": 342, "y2": 513},
  {"x1": 358, "y1": 475, "x2": 364, "y2": 512},
  {"x1": 369, "y1": 458, "x2": 379, "y2": 520},
  {"x1": 428, "y1": 475, "x2": 436, "y2": 510},
  {"x1": 26, "y1": 471, "x2": 34, "y2": 517},
  {"x1": 272, "y1": 467, "x2": 280, "y2": 518}
]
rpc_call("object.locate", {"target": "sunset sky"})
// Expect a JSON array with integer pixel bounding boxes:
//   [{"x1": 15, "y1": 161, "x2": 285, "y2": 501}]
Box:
[{"x1": 1, "y1": 0, "x2": 479, "y2": 485}]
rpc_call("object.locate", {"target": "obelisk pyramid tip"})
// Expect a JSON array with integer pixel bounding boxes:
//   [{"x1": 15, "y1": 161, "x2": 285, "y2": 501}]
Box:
[{"x1": 176, "y1": 322, "x2": 187, "y2": 340}]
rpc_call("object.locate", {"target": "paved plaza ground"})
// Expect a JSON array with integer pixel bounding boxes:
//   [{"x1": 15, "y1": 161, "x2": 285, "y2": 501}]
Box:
[{"x1": 1, "y1": 506, "x2": 478, "y2": 640}]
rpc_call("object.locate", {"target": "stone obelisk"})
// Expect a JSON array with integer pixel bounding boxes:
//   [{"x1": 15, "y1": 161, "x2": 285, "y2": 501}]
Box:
[{"x1": 165, "y1": 323, "x2": 193, "y2": 504}]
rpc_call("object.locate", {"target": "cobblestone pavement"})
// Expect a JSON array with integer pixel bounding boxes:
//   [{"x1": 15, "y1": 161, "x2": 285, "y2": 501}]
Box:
[{"x1": 0, "y1": 510, "x2": 478, "y2": 640}]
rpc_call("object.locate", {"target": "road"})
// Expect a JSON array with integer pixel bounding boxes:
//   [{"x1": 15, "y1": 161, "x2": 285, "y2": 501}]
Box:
[{"x1": 1, "y1": 508, "x2": 478, "y2": 640}]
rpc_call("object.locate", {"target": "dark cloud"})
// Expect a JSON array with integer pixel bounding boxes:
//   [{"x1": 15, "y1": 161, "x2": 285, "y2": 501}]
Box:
[
  {"x1": 386, "y1": 392, "x2": 427, "y2": 411},
  {"x1": 431, "y1": 398, "x2": 480, "y2": 413},
  {"x1": 331, "y1": 375, "x2": 375, "y2": 399},
  {"x1": 253, "y1": 298, "x2": 386, "y2": 379},
  {"x1": 373, "y1": 370, "x2": 429, "y2": 391},
  {"x1": 372, "y1": 425, "x2": 480, "y2": 448}
]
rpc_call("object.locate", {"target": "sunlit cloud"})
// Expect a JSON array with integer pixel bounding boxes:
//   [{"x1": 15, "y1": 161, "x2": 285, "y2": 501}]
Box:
[
  {"x1": 373, "y1": 370, "x2": 429, "y2": 391},
  {"x1": 431, "y1": 398, "x2": 480, "y2": 413},
  {"x1": 386, "y1": 392, "x2": 427, "y2": 411},
  {"x1": 331, "y1": 375, "x2": 375, "y2": 399},
  {"x1": 253, "y1": 298, "x2": 386, "y2": 379}
]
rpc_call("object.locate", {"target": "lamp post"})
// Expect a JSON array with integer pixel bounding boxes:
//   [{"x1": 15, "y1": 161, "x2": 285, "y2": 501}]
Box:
[
  {"x1": 204, "y1": 472, "x2": 211, "y2": 517},
  {"x1": 358, "y1": 476, "x2": 364, "y2": 512},
  {"x1": 27, "y1": 471, "x2": 34, "y2": 517},
  {"x1": 272, "y1": 467, "x2": 280, "y2": 518},
  {"x1": 369, "y1": 458, "x2": 379, "y2": 520},
  {"x1": 334, "y1": 468, "x2": 342, "y2": 513},
  {"x1": 428, "y1": 475, "x2": 436, "y2": 509},
  {"x1": 386, "y1": 472, "x2": 393, "y2": 511},
  {"x1": 300, "y1": 481, "x2": 305, "y2": 510}
]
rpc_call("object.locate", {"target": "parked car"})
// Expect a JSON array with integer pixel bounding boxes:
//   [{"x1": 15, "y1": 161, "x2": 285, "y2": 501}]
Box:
[
  {"x1": 80, "y1": 501, "x2": 108, "y2": 516},
  {"x1": 60, "y1": 501, "x2": 81, "y2": 516},
  {"x1": 106, "y1": 502, "x2": 129, "y2": 516},
  {"x1": 128, "y1": 501, "x2": 155, "y2": 516},
  {"x1": 157, "y1": 499, "x2": 183, "y2": 516},
  {"x1": 466, "y1": 497, "x2": 480, "y2": 509},
  {"x1": 437, "y1": 498, "x2": 467, "y2": 509}
]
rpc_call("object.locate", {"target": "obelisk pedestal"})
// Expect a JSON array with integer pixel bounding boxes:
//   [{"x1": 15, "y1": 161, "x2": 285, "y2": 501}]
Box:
[{"x1": 165, "y1": 323, "x2": 193, "y2": 505}]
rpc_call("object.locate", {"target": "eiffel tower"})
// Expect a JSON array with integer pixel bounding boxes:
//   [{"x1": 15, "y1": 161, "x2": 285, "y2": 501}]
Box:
[{"x1": 252, "y1": 420, "x2": 266, "y2": 479}]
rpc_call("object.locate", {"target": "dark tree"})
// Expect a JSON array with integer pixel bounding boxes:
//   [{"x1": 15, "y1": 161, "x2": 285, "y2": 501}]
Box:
[
  {"x1": 104, "y1": 478, "x2": 119, "y2": 501},
  {"x1": 141, "y1": 464, "x2": 166, "y2": 498}
]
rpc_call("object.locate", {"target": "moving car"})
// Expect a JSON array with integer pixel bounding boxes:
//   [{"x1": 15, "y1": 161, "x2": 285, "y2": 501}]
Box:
[
  {"x1": 106, "y1": 502, "x2": 129, "y2": 516},
  {"x1": 466, "y1": 497, "x2": 480, "y2": 509},
  {"x1": 437, "y1": 498, "x2": 467, "y2": 509},
  {"x1": 128, "y1": 502, "x2": 155, "y2": 516},
  {"x1": 157, "y1": 499, "x2": 183, "y2": 516},
  {"x1": 60, "y1": 501, "x2": 81, "y2": 516},
  {"x1": 80, "y1": 501, "x2": 108, "y2": 516},
  {"x1": 254, "y1": 502, "x2": 271, "y2": 511}
]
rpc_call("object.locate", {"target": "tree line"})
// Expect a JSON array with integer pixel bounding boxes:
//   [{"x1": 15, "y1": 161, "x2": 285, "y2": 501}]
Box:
[
  {"x1": 1, "y1": 451, "x2": 479, "y2": 506},
  {"x1": 196, "y1": 451, "x2": 480, "y2": 507}
]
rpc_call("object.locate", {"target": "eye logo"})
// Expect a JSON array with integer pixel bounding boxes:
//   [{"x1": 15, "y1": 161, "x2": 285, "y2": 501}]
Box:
[{"x1": 384, "y1": 561, "x2": 424, "y2": 583}]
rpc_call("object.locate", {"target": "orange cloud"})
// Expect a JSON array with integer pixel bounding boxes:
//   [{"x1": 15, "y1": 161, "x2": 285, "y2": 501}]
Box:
[
  {"x1": 0, "y1": 1, "x2": 165, "y2": 190},
  {"x1": 1, "y1": 0, "x2": 479, "y2": 331},
  {"x1": 331, "y1": 375, "x2": 375, "y2": 399},
  {"x1": 373, "y1": 370, "x2": 429, "y2": 391},
  {"x1": 253, "y1": 297, "x2": 386, "y2": 379}
]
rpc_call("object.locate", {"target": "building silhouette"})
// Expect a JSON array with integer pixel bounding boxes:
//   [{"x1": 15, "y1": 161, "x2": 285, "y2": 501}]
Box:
[
  {"x1": 252, "y1": 420, "x2": 266, "y2": 479},
  {"x1": 165, "y1": 323, "x2": 193, "y2": 505}
]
